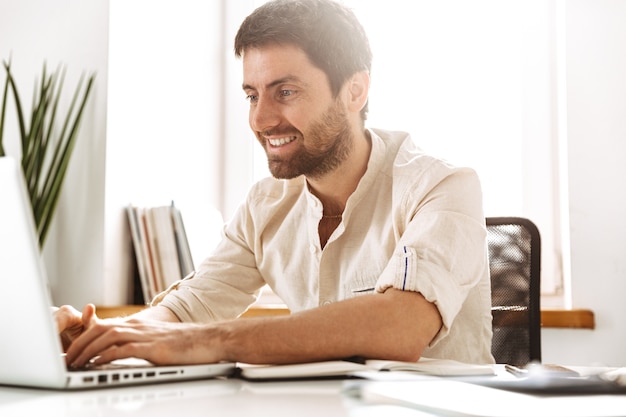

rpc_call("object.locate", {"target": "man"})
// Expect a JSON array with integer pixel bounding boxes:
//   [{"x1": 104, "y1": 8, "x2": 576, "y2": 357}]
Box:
[{"x1": 58, "y1": 0, "x2": 494, "y2": 368}]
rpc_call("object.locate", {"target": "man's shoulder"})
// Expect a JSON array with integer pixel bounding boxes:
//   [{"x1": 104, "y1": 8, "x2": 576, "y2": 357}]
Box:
[
  {"x1": 369, "y1": 128, "x2": 413, "y2": 151},
  {"x1": 368, "y1": 128, "x2": 480, "y2": 202},
  {"x1": 369, "y1": 128, "x2": 461, "y2": 175}
]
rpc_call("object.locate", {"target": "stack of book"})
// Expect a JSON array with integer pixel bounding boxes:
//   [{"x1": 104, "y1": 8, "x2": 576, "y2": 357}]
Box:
[{"x1": 126, "y1": 202, "x2": 194, "y2": 304}]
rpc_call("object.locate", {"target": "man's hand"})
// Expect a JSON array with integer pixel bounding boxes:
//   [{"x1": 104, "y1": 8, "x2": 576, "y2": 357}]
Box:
[
  {"x1": 63, "y1": 318, "x2": 226, "y2": 368},
  {"x1": 58, "y1": 304, "x2": 199, "y2": 368},
  {"x1": 52, "y1": 304, "x2": 99, "y2": 352}
]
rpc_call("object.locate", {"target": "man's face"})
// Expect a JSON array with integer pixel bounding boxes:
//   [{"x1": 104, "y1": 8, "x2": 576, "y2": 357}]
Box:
[{"x1": 242, "y1": 44, "x2": 353, "y2": 180}]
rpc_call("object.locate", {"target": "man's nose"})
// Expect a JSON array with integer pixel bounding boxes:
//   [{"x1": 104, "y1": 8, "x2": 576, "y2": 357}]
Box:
[{"x1": 250, "y1": 97, "x2": 281, "y2": 133}]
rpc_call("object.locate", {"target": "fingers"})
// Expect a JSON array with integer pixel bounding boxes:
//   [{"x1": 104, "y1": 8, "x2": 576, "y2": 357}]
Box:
[
  {"x1": 64, "y1": 320, "x2": 115, "y2": 367},
  {"x1": 53, "y1": 305, "x2": 82, "y2": 333},
  {"x1": 64, "y1": 304, "x2": 137, "y2": 367},
  {"x1": 61, "y1": 305, "x2": 175, "y2": 367},
  {"x1": 54, "y1": 305, "x2": 86, "y2": 352},
  {"x1": 81, "y1": 303, "x2": 98, "y2": 328},
  {"x1": 92, "y1": 342, "x2": 146, "y2": 366},
  {"x1": 65, "y1": 320, "x2": 147, "y2": 368},
  {"x1": 64, "y1": 304, "x2": 100, "y2": 362}
]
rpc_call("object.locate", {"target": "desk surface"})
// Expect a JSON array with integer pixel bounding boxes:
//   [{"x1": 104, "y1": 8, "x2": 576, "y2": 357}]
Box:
[
  {"x1": 2, "y1": 367, "x2": 626, "y2": 417},
  {"x1": 0, "y1": 378, "x2": 364, "y2": 417}
]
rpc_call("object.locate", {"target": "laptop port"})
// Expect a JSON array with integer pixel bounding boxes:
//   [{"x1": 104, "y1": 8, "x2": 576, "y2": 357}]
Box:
[{"x1": 159, "y1": 371, "x2": 177, "y2": 376}]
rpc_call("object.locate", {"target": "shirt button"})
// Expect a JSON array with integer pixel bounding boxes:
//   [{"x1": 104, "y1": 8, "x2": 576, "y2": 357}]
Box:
[{"x1": 309, "y1": 244, "x2": 316, "y2": 253}]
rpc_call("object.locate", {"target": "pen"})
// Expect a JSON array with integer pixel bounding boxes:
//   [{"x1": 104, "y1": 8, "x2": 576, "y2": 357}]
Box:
[
  {"x1": 505, "y1": 364, "x2": 528, "y2": 377},
  {"x1": 505, "y1": 363, "x2": 580, "y2": 378}
]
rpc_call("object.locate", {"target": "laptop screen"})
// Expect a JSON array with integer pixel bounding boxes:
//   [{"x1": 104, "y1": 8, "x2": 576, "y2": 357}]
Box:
[{"x1": 0, "y1": 156, "x2": 71, "y2": 387}]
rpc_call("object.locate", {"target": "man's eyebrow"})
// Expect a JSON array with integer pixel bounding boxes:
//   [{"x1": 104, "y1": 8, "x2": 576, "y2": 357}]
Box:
[{"x1": 242, "y1": 76, "x2": 304, "y2": 91}]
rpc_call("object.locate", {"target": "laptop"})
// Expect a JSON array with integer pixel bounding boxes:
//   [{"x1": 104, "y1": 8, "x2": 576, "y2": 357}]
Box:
[{"x1": 0, "y1": 156, "x2": 235, "y2": 389}]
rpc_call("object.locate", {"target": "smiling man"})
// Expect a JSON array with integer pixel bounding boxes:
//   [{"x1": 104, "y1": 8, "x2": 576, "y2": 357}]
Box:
[{"x1": 58, "y1": 0, "x2": 494, "y2": 368}]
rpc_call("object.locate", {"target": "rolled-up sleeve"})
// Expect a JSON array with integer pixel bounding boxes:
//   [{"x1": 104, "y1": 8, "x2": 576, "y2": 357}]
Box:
[
  {"x1": 155, "y1": 201, "x2": 266, "y2": 323},
  {"x1": 375, "y1": 165, "x2": 488, "y2": 346}
]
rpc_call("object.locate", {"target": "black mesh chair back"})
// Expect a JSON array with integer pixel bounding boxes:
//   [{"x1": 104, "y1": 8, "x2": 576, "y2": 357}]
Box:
[{"x1": 487, "y1": 217, "x2": 541, "y2": 365}]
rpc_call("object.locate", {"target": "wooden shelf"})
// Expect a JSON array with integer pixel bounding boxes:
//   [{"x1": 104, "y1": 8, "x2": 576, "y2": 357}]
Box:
[
  {"x1": 95, "y1": 305, "x2": 594, "y2": 329},
  {"x1": 95, "y1": 304, "x2": 291, "y2": 319},
  {"x1": 541, "y1": 308, "x2": 595, "y2": 329},
  {"x1": 96, "y1": 305, "x2": 146, "y2": 317}
]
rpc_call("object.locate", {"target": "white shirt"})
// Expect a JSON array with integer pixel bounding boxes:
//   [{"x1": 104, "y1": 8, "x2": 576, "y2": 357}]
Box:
[{"x1": 156, "y1": 128, "x2": 494, "y2": 364}]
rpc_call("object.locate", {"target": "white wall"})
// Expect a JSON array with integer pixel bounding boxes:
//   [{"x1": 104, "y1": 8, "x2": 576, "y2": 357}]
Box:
[
  {"x1": 103, "y1": 0, "x2": 225, "y2": 305},
  {"x1": 541, "y1": 0, "x2": 626, "y2": 367},
  {"x1": 0, "y1": 0, "x2": 109, "y2": 306}
]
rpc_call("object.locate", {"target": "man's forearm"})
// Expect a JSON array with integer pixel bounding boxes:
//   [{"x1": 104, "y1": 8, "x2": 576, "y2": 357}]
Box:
[{"x1": 217, "y1": 289, "x2": 442, "y2": 364}]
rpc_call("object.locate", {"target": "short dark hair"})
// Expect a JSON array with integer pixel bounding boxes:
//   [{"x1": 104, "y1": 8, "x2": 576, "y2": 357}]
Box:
[{"x1": 234, "y1": 0, "x2": 372, "y2": 120}]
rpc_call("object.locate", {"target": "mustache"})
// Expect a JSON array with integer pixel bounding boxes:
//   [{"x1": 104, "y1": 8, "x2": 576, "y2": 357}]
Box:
[{"x1": 261, "y1": 126, "x2": 300, "y2": 137}]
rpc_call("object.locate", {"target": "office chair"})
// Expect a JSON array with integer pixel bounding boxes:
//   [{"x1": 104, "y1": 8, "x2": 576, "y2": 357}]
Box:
[{"x1": 486, "y1": 217, "x2": 541, "y2": 365}]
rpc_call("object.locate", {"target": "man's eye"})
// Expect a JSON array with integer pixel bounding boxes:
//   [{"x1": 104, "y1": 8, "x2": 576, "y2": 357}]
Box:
[
  {"x1": 246, "y1": 94, "x2": 258, "y2": 103},
  {"x1": 279, "y1": 90, "x2": 294, "y2": 98}
]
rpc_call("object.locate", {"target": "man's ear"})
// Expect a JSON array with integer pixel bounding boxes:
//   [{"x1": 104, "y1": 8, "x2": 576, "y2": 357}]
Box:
[{"x1": 345, "y1": 71, "x2": 370, "y2": 113}]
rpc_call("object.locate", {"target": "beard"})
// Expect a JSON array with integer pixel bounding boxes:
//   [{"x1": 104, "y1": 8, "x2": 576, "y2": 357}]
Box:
[{"x1": 260, "y1": 99, "x2": 354, "y2": 180}]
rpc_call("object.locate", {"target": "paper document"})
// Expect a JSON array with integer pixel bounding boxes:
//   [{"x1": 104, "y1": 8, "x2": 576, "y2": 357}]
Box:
[
  {"x1": 238, "y1": 357, "x2": 495, "y2": 380},
  {"x1": 360, "y1": 379, "x2": 626, "y2": 417}
]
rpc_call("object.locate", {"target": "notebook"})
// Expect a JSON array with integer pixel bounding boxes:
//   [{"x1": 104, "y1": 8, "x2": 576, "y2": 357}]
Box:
[
  {"x1": 0, "y1": 157, "x2": 235, "y2": 389},
  {"x1": 238, "y1": 357, "x2": 494, "y2": 380}
]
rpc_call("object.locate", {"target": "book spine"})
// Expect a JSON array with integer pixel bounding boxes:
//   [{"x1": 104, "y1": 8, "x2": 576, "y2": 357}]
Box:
[{"x1": 125, "y1": 205, "x2": 151, "y2": 304}]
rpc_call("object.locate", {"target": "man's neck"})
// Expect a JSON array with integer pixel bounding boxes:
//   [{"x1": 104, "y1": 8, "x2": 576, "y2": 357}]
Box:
[{"x1": 306, "y1": 129, "x2": 372, "y2": 214}]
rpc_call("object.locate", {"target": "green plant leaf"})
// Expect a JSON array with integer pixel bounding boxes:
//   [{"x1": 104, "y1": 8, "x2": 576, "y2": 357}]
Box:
[
  {"x1": 39, "y1": 66, "x2": 65, "y2": 190},
  {"x1": 37, "y1": 73, "x2": 95, "y2": 246},
  {"x1": 3, "y1": 61, "x2": 28, "y2": 156},
  {"x1": 23, "y1": 70, "x2": 54, "y2": 200},
  {"x1": 0, "y1": 59, "x2": 11, "y2": 157},
  {"x1": 2, "y1": 58, "x2": 95, "y2": 248}
]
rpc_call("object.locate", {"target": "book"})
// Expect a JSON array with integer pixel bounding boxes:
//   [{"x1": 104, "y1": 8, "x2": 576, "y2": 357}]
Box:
[
  {"x1": 171, "y1": 205, "x2": 194, "y2": 277},
  {"x1": 137, "y1": 207, "x2": 161, "y2": 298},
  {"x1": 126, "y1": 203, "x2": 194, "y2": 302},
  {"x1": 147, "y1": 205, "x2": 182, "y2": 290},
  {"x1": 237, "y1": 357, "x2": 495, "y2": 380},
  {"x1": 125, "y1": 205, "x2": 152, "y2": 304}
]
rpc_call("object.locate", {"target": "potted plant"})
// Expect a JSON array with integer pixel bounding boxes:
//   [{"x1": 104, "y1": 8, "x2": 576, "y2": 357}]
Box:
[{"x1": 0, "y1": 58, "x2": 95, "y2": 248}]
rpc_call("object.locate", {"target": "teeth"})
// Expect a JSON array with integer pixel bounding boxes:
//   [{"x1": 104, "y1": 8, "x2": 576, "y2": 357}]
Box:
[{"x1": 268, "y1": 136, "x2": 296, "y2": 146}]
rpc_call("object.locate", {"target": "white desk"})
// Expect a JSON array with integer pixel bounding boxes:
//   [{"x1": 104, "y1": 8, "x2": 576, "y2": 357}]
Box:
[
  {"x1": 2, "y1": 368, "x2": 626, "y2": 417},
  {"x1": 0, "y1": 378, "x2": 403, "y2": 417},
  {"x1": 0, "y1": 378, "x2": 341, "y2": 417}
]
